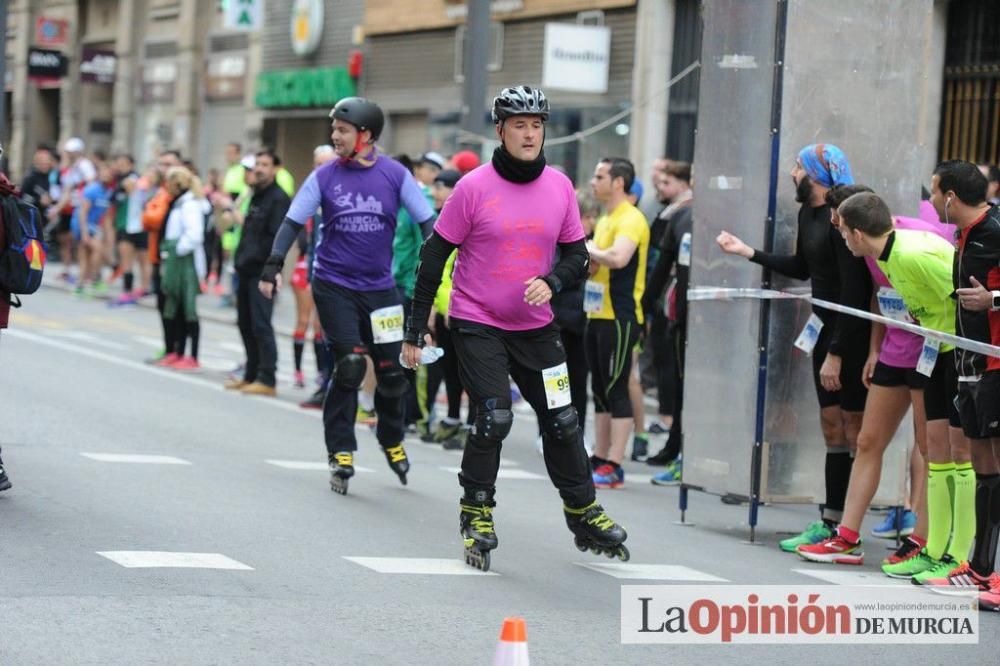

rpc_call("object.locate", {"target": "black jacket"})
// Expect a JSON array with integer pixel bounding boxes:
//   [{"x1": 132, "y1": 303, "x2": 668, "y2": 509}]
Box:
[
  {"x1": 643, "y1": 204, "x2": 693, "y2": 324},
  {"x1": 955, "y1": 205, "x2": 1000, "y2": 375},
  {"x1": 235, "y1": 181, "x2": 292, "y2": 276}
]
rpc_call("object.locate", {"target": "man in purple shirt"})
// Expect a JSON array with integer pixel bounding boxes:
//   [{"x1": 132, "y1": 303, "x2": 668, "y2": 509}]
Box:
[
  {"x1": 260, "y1": 97, "x2": 435, "y2": 495},
  {"x1": 401, "y1": 86, "x2": 629, "y2": 571}
]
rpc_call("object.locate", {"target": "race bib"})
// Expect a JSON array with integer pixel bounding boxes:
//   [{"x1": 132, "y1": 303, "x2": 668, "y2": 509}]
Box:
[
  {"x1": 876, "y1": 287, "x2": 914, "y2": 323},
  {"x1": 584, "y1": 280, "x2": 605, "y2": 313},
  {"x1": 370, "y1": 305, "x2": 405, "y2": 344},
  {"x1": 678, "y1": 232, "x2": 692, "y2": 267},
  {"x1": 542, "y1": 362, "x2": 572, "y2": 409},
  {"x1": 916, "y1": 338, "x2": 941, "y2": 377},
  {"x1": 793, "y1": 314, "x2": 824, "y2": 355}
]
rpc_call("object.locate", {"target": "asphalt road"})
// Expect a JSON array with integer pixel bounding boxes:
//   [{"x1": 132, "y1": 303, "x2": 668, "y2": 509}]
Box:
[{"x1": 0, "y1": 287, "x2": 995, "y2": 664}]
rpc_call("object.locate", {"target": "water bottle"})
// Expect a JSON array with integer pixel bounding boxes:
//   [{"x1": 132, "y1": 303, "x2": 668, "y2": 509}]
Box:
[{"x1": 399, "y1": 345, "x2": 444, "y2": 368}]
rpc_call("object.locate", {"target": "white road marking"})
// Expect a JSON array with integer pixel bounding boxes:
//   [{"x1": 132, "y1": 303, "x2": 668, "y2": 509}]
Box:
[
  {"x1": 440, "y1": 466, "x2": 546, "y2": 481},
  {"x1": 81, "y1": 453, "x2": 191, "y2": 465},
  {"x1": 343, "y1": 556, "x2": 499, "y2": 576},
  {"x1": 265, "y1": 460, "x2": 376, "y2": 473},
  {"x1": 3, "y1": 330, "x2": 321, "y2": 419},
  {"x1": 791, "y1": 568, "x2": 911, "y2": 586},
  {"x1": 575, "y1": 563, "x2": 729, "y2": 582},
  {"x1": 197, "y1": 356, "x2": 239, "y2": 372},
  {"x1": 97, "y1": 551, "x2": 253, "y2": 570},
  {"x1": 49, "y1": 330, "x2": 128, "y2": 350},
  {"x1": 132, "y1": 335, "x2": 166, "y2": 348}
]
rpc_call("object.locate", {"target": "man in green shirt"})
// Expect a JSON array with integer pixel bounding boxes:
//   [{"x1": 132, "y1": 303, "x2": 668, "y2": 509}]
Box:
[{"x1": 837, "y1": 191, "x2": 973, "y2": 585}]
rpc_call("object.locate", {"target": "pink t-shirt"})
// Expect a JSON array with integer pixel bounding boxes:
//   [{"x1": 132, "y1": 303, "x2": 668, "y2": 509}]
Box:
[
  {"x1": 434, "y1": 163, "x2": 584, "y2": 331},
  {"x1": 864, "y1": 216, "x2": 954, "y2": 368}
]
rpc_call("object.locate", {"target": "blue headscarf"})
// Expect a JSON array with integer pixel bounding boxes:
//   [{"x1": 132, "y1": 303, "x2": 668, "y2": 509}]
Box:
[
  {"x1": 629, "y1": 178, "x2": 644, "y2": 203},
  {"x1": 798, "y1": 143, "x2": 854, "y2": 188}
]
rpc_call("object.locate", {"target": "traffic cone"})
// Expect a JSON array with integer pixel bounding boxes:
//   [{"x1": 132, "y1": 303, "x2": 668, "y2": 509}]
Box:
[{"x1": 493, "y1": 617, "x2": 529, "y2": 666}]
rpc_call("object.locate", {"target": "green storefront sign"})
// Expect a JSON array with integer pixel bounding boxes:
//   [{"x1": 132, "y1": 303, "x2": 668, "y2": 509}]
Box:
[{"x1": 255, "y1": 67, "x2": 356, "y2": 109}]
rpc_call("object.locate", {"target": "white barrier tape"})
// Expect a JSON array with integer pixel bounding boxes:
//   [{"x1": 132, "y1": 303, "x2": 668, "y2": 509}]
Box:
[{"x1": 688, "y1": 286, "x2": 1000, "y2": 359}]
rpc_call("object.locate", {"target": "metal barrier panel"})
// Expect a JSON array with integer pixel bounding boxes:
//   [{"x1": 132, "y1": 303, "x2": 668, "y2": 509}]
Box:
[
  {"x1": 683, "y1": 0, "x2": 779, "y2": 496},
  {"x1": 685, "y1": 0, "x2": 933, "y2": 509}
]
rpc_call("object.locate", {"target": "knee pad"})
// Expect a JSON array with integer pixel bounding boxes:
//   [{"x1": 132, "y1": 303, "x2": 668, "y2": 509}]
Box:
[
  {"x1": 333, "y1": 352, "x2": 367, "y2": 391},
  {"x1": 474, "y1": 406, "x2": 513, "y2": 442},
  {"x1": 376, "y1": 369, "x2": 409, "y2": 398},
  {"x1": 543, "y1": 407, "x2": 580, "y2": 445}
]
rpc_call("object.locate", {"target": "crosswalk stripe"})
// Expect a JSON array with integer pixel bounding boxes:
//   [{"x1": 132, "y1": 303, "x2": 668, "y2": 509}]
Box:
[
  {"x1": 575, "y1": 562, "x2": 728, "y2": 581},
  {"x1": 81, "y1": 453, "x2": 191, "y2": 465},
  {"x1": 97, "y1": 551, "x2": 253, "y2": 570},
  {"x1": 343, "y1": 556, "x2": 498, "y2": 576},
  {"x1": 791, "y1": 568, "x2": 911, "y2": 586},
  {"x1": 265, "y1": 460, "x2": 375, "y2": 473},
  {"x1": 440, "y1": 466, "x2": 546, "y2": 481}
]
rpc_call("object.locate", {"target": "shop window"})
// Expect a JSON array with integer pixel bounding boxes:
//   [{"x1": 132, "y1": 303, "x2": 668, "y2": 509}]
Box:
[
  {"x1": 454, "y1": 22, "x2": 504, "y2": 82},
  {"x1": 577, "y1": 10, "x2": 604, "y2": 26}
]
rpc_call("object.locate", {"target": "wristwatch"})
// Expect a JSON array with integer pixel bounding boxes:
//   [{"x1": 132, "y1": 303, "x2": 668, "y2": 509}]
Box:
[{"x1": 992, "y1": 290, "x2": 1000, "y2": 311}]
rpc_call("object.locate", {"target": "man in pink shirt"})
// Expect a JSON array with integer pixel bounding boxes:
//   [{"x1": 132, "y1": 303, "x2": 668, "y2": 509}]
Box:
[{"x1": 402, "y1": 86, "x2": 628, "y2": 571}]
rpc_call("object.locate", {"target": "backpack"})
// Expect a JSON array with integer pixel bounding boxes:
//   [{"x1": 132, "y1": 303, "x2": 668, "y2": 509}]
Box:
[{"x1": 0, "y1": 193, "x2": 46, "y2": 305}]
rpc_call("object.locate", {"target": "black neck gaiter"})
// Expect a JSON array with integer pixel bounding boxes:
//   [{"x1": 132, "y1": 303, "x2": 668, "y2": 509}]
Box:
[{"x1": 491, "y1": 146, "x2": 546, "y2": 184}]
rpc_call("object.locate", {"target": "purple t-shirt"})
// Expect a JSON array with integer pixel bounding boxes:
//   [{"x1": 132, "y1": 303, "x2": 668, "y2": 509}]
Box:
[
  {"x1": 287, "y1": 152, "x2": 434, "y2": 291},
  {"x1": 864, "y1": 216, "x2": 954, "y2": 367},
  {"x1": 434, "y1": 163, "x2": 584, "y2": 331}
]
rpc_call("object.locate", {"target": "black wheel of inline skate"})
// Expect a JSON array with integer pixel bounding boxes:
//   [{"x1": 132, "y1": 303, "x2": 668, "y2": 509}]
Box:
[
  {"x1": 574, "y1": 537, "x2": 588, "y2": 553},
  {"x1": 330, "y1": 475, "x2": 349, "y2": 495},
  {"x1": 604, "y1": 548, "x2": 615, "y2": 559},
  {"x1": 616, "y1": 545, "x2": 630, "y2": 562},
  {"x1": 464, "y1": 546, "x2": 490, "y2": 572}
]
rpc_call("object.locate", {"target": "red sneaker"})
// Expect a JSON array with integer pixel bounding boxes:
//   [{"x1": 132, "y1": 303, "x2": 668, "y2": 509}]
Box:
[
  {"x1": 882, "y1": 536, "x2": 923, "y2": 566},
  {"x1": 980, "y1": 582, "x2": 1000, "y2": 612},
  {"x1": 924, "y1": 561, "x2": 1000, "y2": 593},
  {"x1": 796, "y1": 535, "x2": 864, "y2": 565},
  {"x1": 155, "y1": 353, "x2": 181, "y2": 367},
  {"x1": 170, "y1": 356, "x2": 201, "y2": 371}
]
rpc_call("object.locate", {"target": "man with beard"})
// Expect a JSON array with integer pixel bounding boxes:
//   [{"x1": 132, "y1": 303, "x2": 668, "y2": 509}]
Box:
[{"x1": 717, "y1": 143, "x2": 872, "y2": 553}]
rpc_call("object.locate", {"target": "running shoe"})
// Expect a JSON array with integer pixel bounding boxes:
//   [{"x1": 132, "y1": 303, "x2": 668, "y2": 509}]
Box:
[
  {"x1": 593, "y1": 464, "x2": 624, "y2": 489},
  {"x1": 796, "y1": 534, "x2": 863, "y2": 565},
  {"x1": 923, "y1": 561, "x2": 1000, "y2": 593},
  {"x1": 651, "y1": 456, "x2": 682, "y2": 486},
  {"x1": 91, "y1": 281, "x2": 108, "y2": 296},
  {"x1": 293, "y1": 370, "x2": 306, "y2": 388},
  {"x1": 155, "y1": 353, "x2": 181, "y2": 367},
  {"x1": 224, "y1": 379, "x2": 249, "y2": 391},
  {"x1": 912, "y1": 555, "x2": 960, "y2": 586},
  {"x1": 299, "y1": 387, "x2": 325, "y2": 410},
  {"x1": 881, "y1": 536, "x2": 923, "y2": 566},
  {"x1": 870, "y1": 507, "x2": 917, "y2": 539},
  {"x1": 648, "y1": 420, "x2": 671, "y2": 435},
  {"x1": 241, "y1": 382, "x2": 277, "y2": 397},
  {"x1": 778, "y1": 521, "x2": 833, "y2": 553},
  {"x1": 0, "y1": 449, "x2": 10, "y2": 492},
  {"x1": 433, "y1": 421, "x2": 462, "y2": 443},
  {"x1": 646, "y1": 443, "x2": 674, "y2": 467},
  {"x1": 631, "y1": 435, "x2": 649, "y2": 462},
  {"x1": 980, "y1": 584, "x2": 1000, "y2": 612},
  {"x1": 170, "y1": 356, "x2": 201, "y2": 371},
  {"x1": 882, "y1": 549, "x2": 938, "y2": 579},
  {"x1": 356, "y1": 406, "x2": 377, "y2": 426}
]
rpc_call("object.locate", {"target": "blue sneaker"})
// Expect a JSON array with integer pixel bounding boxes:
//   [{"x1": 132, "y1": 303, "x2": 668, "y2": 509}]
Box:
[
  {"x1": 651, "y1": 456, "x2": 682, "y2": 486},
  {"x1": 593, "y1": 463, "x2": 624, "y2": 489},
  {"x1": 871, "y1": 507, "x2": 916, "y2": 539}
]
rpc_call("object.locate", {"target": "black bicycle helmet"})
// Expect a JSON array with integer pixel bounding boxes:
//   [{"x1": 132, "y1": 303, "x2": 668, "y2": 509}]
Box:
[
  {"x1": 329, "y1": 97, "x2": 385, "y2": 141},
  {"x1": 491, "y1": 86, "x2": 550, "y2": 123}
]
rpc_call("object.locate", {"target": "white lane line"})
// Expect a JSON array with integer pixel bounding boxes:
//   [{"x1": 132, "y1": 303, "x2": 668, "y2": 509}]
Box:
[
  {"x1": 97, "y1": 551, "x2": 254, "y2": 570},
  {"x1": 49, "y1": 330, "x2": 129, "y2": 351},
  {"x1": 81, "y1": 453, "x2": 191, "y2": 465},
  {"x1": 575, "y1": 563, "x2": 729, "y2": 582},
  {"x1": 3, "y1": 330, "x2": 321, "y2": 419},
  {"x1": 343, "y1": 556, "x2": 499, "y2": 576},
  {"x1": 265, "y1": 460, "x2": 376, "y2": 473},
  {"x1": 791, "y1": 568, "x2": 911, "y2": 586},
  {"x1": 132, "y1": 335, "x2": 165, "y2": 348},
  {"x1": 440, "y1": 466, "x2": 546, "y2": 481},
  {"x1": 198, "y1": 356, "x2": 239, "y2": 372}
]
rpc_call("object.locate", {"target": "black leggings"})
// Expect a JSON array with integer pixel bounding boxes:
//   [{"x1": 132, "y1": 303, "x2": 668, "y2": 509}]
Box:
[
  {"x1": 585, "y1": 319, "x2": 639, "y2": 418},
  {"x1": 425, "y1": 314, "x2": 464, "y2": 421},
  {"x1": 451, "y1": 320, "x2": 594, "y2": 508}
]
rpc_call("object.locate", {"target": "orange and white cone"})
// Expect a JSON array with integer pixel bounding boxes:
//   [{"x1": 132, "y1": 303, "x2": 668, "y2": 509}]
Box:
[{"x1": 493, "y1": 617, "x2": 529, "y2": 666}]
